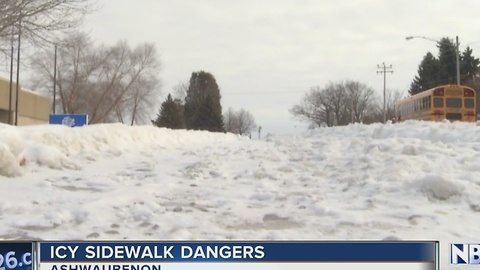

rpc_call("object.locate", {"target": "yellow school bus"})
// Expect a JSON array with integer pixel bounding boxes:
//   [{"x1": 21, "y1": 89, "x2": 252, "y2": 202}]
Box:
[{"x1": 395, "y1": 84, "x2": 477, "y2": 122}]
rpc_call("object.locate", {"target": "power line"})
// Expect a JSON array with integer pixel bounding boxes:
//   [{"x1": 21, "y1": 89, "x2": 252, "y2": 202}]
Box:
[{"x1": 377, "y1": 62, "x2": 393, "y2": 123}]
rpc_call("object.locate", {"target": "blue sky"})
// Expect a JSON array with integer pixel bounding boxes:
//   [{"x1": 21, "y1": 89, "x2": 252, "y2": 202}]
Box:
[{"x1": 15, "y1": 0, "x2": 480, "y2": 135}]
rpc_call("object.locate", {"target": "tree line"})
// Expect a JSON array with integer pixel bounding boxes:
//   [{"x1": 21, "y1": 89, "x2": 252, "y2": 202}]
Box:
[
  {"x1": 290, "y1": 80, "x2": 403, "y2": 127},
  {"x1": 408, "y1": 37, "x2": 480, "y2": 116},
  {"x1": 30, "y1": 34, "x2": 160, "y2": 125},
  {"x1": 291, "y1": 36, "x2": 480, "y2": 128},
  {"x1": 0, "y1": 0, "x2": 95, "y2": 57},
  {"x1": 409, "y1": 37, "x2": 479, "y2": 95},
  {"x1": 151, "y1": 71, "x2": 257, "y2": 136},
  {"x1": 0, "y1": 2, "x2": 258, "y2": 136}
]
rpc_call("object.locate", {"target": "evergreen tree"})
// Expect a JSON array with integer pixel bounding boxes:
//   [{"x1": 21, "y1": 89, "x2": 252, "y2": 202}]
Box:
[
  {"x1": 151, "y1": 94, "x2": 185, "y2": 129},
  {"x1": 409, "y1": 36, "x2": 479, "y2": 95},
  {"x1": 184, "y1": 71, "x2": 225, "y2": 132},
  {"x1": 461, "y1": 47, "x2": 480, "y2": 83},
  {"x1": 436, "y1": 37, "x2": 458, "y2": 85},
  {"x1": 409, "y1": 52, "x2": 440, "y2": 95}
]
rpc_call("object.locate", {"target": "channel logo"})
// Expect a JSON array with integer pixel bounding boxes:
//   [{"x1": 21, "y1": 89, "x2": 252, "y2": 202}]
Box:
[{"x1": 451, "y1": 244, "x2": 480, "y2": 265}]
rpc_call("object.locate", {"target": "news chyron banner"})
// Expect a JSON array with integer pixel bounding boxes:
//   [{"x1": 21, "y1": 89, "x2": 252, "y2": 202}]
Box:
[{"x1": 33, "y1": 241, "x2": 438, "y2": 270}]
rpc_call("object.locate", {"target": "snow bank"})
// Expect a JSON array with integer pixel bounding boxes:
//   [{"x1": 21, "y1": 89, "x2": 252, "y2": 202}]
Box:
[
  {"x1": 304, "y1": 120, "x2": 480, "y2": 143},
  {"x1": 0, "y1": 123, "x2": 245, "y2": 177}
]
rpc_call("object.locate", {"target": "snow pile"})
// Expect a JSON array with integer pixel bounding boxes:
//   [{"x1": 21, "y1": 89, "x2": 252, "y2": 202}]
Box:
[{"x1": 0, "y1": 123, "x2": 244, "y2": 177}]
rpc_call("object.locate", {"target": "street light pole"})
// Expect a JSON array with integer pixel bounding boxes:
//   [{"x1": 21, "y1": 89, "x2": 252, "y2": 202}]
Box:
[
  {"x1": 8, "y1": 26, "x2": 14, "y2": 125},
  {"x1": 406, "y1": 35, "x2": 461, "y2": 85},
  {"x1": 455, "y1": 36, "x2": 460, "y2": 85}
]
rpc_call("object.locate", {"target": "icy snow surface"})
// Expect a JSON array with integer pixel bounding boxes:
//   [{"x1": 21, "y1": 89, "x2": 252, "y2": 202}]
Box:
[{"x1": 1, "y1": 120, "x2": 480, "y2": 268}]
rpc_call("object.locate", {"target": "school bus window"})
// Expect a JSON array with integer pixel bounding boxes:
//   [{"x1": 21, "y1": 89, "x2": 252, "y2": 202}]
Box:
[
  {"x1": 446, "y1": 98, "x2": 462, "y2": 108},
  {"x1": 433, "y1": 98, "x2": 443, "y2": 108},
  {"x1": 465, "y1": 99, "x2": 475, "y2": 108}
]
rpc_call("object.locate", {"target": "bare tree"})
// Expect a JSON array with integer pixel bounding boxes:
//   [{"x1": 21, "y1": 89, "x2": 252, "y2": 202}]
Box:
[
  {"x1": 290, "y1": 86, "x2": 335, "y2": 127},
  {"x1": 291, "y1": 80, "x2": 380, "y2": 127},
  {"x1": 0, "y1": 0, "x2": 95, "y2": 55},
  {"x1": 344, "y1": 80, "x2": 379, "y2": 123},
  {"x1": 325, "y1": 82, "x2": 350, "y2": 125},
  {"x1": 385, "y1": 89, "x2": 404, "y2": 121},
  {"x1": 96, "y1": 41, "x2": 161, "y2": 125},
  {"x1": 29, "y1": 33, "x2": 162, "y2": 124},
  {"x1": 223, "y1": 107, "x2": 236, "y2": 132},
  {"x1": 172, "y1": 81, "x2": 189, "y2": 102},
  {"x1": 235, "y1": 108, "x2": 257, "y2": 136},
  {"x1": 224, "y1": 107, "x2": 257, "y2": 136},
  {"x1": 366, "y1": 89, "x2": 404, "y2": 123}
]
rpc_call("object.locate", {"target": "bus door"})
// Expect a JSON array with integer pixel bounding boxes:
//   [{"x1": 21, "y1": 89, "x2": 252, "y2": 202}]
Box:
[
  {"x1": 432, "y1": 88, "x2": 445, "y2": 121},
  {"x1": 463, "y1": 88, "x2": 476, "y2": 122},
  {"x1": 444, "y1": 88, "x2": 463, "y2": 121}
]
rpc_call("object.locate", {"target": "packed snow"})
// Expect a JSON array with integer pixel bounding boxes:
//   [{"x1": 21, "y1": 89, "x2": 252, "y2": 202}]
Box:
[{"x1": 1, "y1": 120, "x2": 480, "y2": 268}]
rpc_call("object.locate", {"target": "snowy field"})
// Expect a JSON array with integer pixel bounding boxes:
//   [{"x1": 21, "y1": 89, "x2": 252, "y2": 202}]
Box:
[{"x1": 1, "y1": 120, "x2": 480, "y2": 268}]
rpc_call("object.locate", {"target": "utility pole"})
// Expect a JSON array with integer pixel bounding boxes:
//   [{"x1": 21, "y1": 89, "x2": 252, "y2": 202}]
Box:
[
  {"x1": 53, "y1": 44, "x2": 57, "y2": 114},
  {"x1": 377, "y1": 62, "x2": 393, "y2": 123},
  {"x1": 14, "y1": 18, "x2": 21, "y2": 126}
]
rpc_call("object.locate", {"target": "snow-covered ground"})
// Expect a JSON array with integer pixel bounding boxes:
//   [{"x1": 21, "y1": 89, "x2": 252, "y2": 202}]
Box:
[{"x1": 1, "y1": 120, "x2": 479, "y2": 268}]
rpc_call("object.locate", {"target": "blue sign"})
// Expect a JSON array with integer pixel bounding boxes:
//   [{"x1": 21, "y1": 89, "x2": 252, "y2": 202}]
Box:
[{"x1": 49, "y1": 114, "x2": 88, "y2": 127}]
